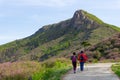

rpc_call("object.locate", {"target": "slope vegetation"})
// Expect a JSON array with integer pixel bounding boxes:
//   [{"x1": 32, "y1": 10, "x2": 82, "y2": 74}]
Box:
[
  {"x1": 0, "y1": 10, "x2": 120, "y2": 62},
  {"x1": 86, "y1": 33, "x2": 120, "y2": 62}
]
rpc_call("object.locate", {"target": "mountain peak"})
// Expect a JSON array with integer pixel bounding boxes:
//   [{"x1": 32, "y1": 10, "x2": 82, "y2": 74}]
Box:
[
  {"x1": 71, "y1": 10, "x2": 95, "y2": 28},
  {"x1": 73, "y1": 10, "x2": 85, "y2": 20},
  {"x1": 71, "y1": 9, "x2": 103, "y2": 26},
  {"x1": 74, "y1": 10, "x2": 85, "y2": 15}
]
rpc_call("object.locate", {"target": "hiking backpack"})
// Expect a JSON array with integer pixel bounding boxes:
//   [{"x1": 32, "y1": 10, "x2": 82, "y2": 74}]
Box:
[
  {"x1": 80, "y1": 55, "x2": 84, "y2": 60},
  {"x1": 71, "y1": 56, "x2": 77, "y2": 62}
]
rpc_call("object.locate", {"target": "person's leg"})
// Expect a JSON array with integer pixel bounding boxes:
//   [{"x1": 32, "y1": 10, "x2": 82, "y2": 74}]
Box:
[
  {"x1": 72, "y1": 62, "x2": 76, "y2": 73},
  {"x1": 80, "y1": 62, "x2": 84, "y2": 71},
  {"x1": 72, "y1": 62, "x2": 74, "y2": 71},
  {"x1": 74, "y1": 62, "x2": 77, "y2": 73}
]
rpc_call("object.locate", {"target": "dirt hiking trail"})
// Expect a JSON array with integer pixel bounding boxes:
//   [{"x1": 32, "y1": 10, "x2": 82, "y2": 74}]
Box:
[{"x1": 63, "y1": 63, "x2": 119, "y2": 80}]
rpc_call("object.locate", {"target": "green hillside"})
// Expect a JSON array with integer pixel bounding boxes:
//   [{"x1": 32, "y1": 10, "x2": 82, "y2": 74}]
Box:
[{"x1": 0, "y1": 10, "x2": 120, "y2": 62}]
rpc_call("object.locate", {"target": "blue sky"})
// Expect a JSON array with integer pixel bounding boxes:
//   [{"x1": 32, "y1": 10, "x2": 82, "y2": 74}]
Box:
[{"x1": 0, "y1": 0, "x2": 120, "y2": 45}]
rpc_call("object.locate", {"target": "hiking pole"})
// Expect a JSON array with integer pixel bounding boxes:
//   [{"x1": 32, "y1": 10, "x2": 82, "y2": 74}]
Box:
[
  {"x1": 77, "y1": 61, "x2": 80, "y2": 71},
  {"x1": 85, "y1": 63, "x2": 87, "y2": 71},
  {"x1": 85, "y1": 62, "x2": 88, "y2": 71}
]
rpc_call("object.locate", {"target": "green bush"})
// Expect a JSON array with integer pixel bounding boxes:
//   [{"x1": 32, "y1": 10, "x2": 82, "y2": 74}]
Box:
[
  {"x1": 111, "y1": 63, "x2": 120, "y2": 77},
  {"x1": 32, "y1": 58, "x2": 71, "y2": 80}
]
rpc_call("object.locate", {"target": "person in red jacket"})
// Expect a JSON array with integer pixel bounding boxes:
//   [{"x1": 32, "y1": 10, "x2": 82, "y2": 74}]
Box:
[{"x1": 78, "y1": 51, "x2": 88, "y2": 71}]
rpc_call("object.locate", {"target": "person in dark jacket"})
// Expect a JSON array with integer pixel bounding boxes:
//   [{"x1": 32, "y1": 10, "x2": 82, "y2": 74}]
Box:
[
  {"x1": 71, "y1": 52, "x2": 77, "y2": 73},
  {"x1": 78, "y1": 51, "x2": 88, "y2": 71}
]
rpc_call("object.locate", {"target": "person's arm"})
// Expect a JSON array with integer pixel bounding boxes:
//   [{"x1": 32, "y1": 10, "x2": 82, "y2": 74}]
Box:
[{"x1": 78, "y1": 54, "x2": 80, "y2": 60}]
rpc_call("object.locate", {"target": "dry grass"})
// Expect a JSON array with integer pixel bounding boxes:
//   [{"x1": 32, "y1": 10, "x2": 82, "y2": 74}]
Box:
[{"x1": 0, "y1": 61, "x2": 41, "y2": 80}]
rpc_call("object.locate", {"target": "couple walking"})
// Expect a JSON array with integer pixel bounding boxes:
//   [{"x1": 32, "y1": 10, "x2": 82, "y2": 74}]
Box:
[{"x1": 71, "y1": 51, "x2": 88, "y2": 73}]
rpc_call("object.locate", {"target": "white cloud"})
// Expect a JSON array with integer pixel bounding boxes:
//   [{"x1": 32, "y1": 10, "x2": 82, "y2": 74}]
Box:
[
  {"x1": 30, "y1": 14, "x2": 41, "y2": 23},
  {"x1": 88, "y1": 0, "x2": 120, "y2": 10},
  {"x1": 0, "y1": 14, "x2": 4, "y2": 17},
  {"x1": 1, "y1": 0, "x2": 77, "y2": 7},
  {"x1": 0, "y1": 36, "x2": 16, "y2": 45},
  {"x1": 0, "y1": 0, "x2": 3, "y2": 4},
  {"x1": 0, "y1": 35, "x2": 25, "y2": 45},
  {"x1": 1, "y1": 0, "x2": 120, "y2": 8},
  {"x1": 0, "y1": 35, "x2": 17, "y2": 40},
  {"x1": 116, "y1": 0, "x2": 120, "y2": 9}
]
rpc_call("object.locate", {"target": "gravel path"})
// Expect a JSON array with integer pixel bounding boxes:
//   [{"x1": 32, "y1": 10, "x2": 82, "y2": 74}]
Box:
[{"x1": 63, "y1": 63, "x2": 119, "y2": 80}]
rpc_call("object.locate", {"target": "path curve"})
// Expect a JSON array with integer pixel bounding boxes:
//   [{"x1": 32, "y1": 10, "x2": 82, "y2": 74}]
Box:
[{"x1": 63, "y1": 63, "x2": 119, "y2": 80}]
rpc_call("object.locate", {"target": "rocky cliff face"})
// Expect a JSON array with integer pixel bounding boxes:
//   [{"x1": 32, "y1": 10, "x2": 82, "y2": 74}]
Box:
[
  {"x1": 70, "y1": 10, "x2": 99, "y2": 30},
  {"x1": 72, "y1": 10, "x2": 91, "y2": 25}
]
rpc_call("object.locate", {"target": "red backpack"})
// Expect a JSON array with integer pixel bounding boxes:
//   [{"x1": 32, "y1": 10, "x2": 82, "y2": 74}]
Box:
[{"x1": 78, "y1": 53, "x2": 88, "y2": 62}]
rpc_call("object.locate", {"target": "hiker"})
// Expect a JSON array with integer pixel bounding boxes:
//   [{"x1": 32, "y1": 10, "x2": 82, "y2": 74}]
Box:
[
  {"x1": 78, "y1": 51, "x2": 88, "y2": 71},
  {"x1": 71, "y1": 52, "x2": 77, "y2": 73}
]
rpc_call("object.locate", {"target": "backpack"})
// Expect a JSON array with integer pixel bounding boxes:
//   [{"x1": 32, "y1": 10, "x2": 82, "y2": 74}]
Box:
[
  {"x1": 71, "y1": 56, "x2": 77, "y2": 62},
  {"x1": 80, "y1": 55, "x2": 84, "y2": 60},
  {"x1": 78, "y1": 54, "x2": 88, "y2": 62}
]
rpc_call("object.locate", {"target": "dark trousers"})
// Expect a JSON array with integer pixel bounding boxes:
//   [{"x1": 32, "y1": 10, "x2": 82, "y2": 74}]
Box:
[
  {"x1": 72, "y1": 62, "x2": 77, "y2": 71},
  {"x1": 80, "y1": 62, "x2": 84, "y2": 71}
]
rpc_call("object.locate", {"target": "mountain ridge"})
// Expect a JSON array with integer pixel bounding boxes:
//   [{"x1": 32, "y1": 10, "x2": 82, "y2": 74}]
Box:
[{"x1": 0, "y1": 9, "x2": 120, "y2": 62}]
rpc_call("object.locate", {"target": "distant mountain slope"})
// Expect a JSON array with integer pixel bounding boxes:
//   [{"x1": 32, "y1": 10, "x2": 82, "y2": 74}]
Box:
[{"x1": 0, "y1": 10, "x2": 120, "y2": 62}]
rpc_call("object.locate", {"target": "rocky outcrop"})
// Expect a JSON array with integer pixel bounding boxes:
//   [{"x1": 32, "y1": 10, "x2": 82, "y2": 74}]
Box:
[{"x1": 70, "y1": 10, "x2": 99, "y2": 30}]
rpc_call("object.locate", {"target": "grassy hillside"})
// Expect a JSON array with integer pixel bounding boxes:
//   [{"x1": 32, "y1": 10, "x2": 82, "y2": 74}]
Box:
[
  {"x1": 0, "y1": 10, "x2": 120, "y2": 63},
  {"x1": 83, "y1": 10, "x2": 103, "y2": 24}
]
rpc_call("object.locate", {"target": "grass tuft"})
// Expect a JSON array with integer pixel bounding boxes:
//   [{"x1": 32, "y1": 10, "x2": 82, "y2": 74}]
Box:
[{"x1": 111, "y1": 63, "x2": 120, "y2": 77}]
